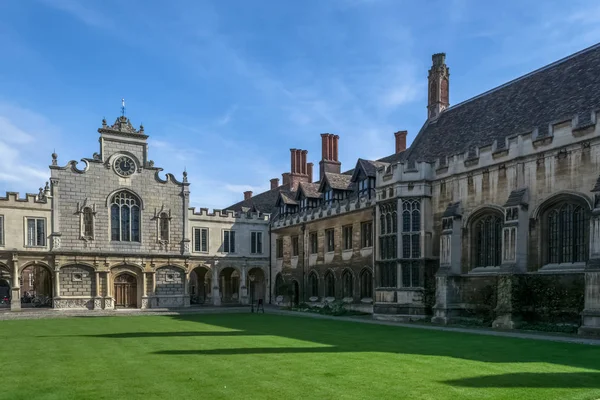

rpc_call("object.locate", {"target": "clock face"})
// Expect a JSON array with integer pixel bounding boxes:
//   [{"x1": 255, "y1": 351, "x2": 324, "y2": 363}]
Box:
[{"x1": 114, "y1": 155, "x2": 135, "y2": 177}]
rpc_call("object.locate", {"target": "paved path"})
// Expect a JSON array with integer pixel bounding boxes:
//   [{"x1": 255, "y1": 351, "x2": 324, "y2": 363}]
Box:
[{"x1": 2, "y1": 305, "x2": 600, "y2": 346}]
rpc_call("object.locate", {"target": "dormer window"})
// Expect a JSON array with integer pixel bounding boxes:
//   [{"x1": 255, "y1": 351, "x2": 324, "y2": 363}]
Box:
[
  {"x1": 358, "y1": 177, "x2": 375, "y2": 197},
  {"x1": 324, "y1": 190, "x2": 333, "y2": 203}
]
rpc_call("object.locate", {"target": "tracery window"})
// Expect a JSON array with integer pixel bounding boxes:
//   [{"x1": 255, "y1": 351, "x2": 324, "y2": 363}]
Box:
[
  {"x1": 110, "y1": 191, "x2": 140, "y2": 242},
  {"x1": 360, "y1": 269, "x2": 373, "y2": 299},
  {"x1": 545, "y1": 202, "x2": 588, "y2": 264},
  {"x1": 325, "y1": 271, "x2": 335, "y2": 297},
  {"x1": 308, "y1": 271, "x2": 319, "y2": 298},
  {"x1": 402, "y1": 199, "x2": 420, "y2": 259},
  {"x1": 342, "y1": 270, "x2": 353, "y2": 298},
  {"x1": 379, "y1": 202, "x2": 397, "y2": 260},
  {"x1": 472, "y1": 212, "x2": 502, "y2": 268}
]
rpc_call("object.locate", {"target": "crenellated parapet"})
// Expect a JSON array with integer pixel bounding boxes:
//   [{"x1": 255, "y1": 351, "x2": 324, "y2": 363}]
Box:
[
  {"x1": 379, "y1": 111, "x2": 600, "y2": 186},
  {"x1": 188, "y1": 207, "x2": 271, "y2": 222},
  {"x1": 0, "y1": 191, "x2": 50, "y2": 207},
  {"x1": 272, "y1": 193, "x2": 374, "y2": 229}
]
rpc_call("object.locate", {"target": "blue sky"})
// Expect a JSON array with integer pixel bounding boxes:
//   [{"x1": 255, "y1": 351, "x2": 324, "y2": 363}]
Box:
[{"x1": 1, "y1": 0, "x2": 599, "y2": 209}]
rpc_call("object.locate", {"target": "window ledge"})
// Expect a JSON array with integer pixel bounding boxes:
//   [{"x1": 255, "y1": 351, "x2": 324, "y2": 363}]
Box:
[
  {"x1": 469, "y1": 266, "x2": 502, "y2": 275},
  {"x1": 25, "y1": 245, "x2": 47, "y2": 249},
  {"x1": 325, "y1": 251, "x2": 334, "y2": 254},
  {"x1": 342, "y1": 249, "x2": 353, "y2": 253},
  {"x1": 291, "y1": 255, "x2": 299, "y2": 259},
  {"x1": 538, "y1": 263, "x2": 586, "y2": 273},
  {"x1": 360, "y1": 246, "x2": 373, "y2": 250}
]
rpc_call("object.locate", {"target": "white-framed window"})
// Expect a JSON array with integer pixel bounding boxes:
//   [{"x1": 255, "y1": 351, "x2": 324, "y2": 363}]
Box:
[
  {"x1": 251, "y1": 231, "x2": 263, "y2": 254},
  {"x1": 0, "y1": 215, "x2": 4, "y2": 246},
  {"x1": 193, "y1": 228, "x2": 209, "y2": 252},
  {"x1": 292, "y1": 235, "x2": 299, "y2": 256},
  {"x1": 440, "y1": 234, "x2": 451, "y2": 264},
  {"x1": 502, "y1": 227, "x2": 517, "y2": 263},
  {"x1": 309, "y1": 232, "x2": 318, "y2": 254},
  {"x1": 26, "y1": 217, "x2": 46, "y2": 247},
  {"x1": 223, "y1": 230, "x2": 236, "y2": 253}
]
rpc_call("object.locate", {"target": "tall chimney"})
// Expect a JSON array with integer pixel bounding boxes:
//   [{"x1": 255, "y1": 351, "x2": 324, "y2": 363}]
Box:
[
  {"x1": 288, "y1": 148, "x2": 310, "y2": 190},
  {"x1": 307, "y1": 162, "x2": 313, "y2": 183},
  {"x1": 319, "y1": 133, "x2": 341, "y2": 180},
  {"x1": 244, "y1": 191, "x2": 253, "y2": 201},
  {"x1": 270, "y1": 178, "x2": 280, "y2": 190},
  {"x1": 394, "y1": 131, "x2": 407, "y2": 154},
  {"x1": 428, "y1": 53, "x2": 450, "y2": 119},
  {"x1": 282, "y1": 173, "x2": 290, "y2": 186}
]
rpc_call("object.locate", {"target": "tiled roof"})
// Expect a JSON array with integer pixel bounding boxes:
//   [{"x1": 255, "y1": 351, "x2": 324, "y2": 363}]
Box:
[
  {"x1": 406, "y1": 43, "x2": 600, "y2": 162},
  {"x1": 503, "y1": 189, "x2": 528, "y2": 207},
  {"x1": 321, "y1": 172, "x2": 354, "y2": 191},
  {"x1": 226, "y1": 185, "x2": 292, "y2": 215},
  {"x1": 297, "y1": 182, "x2": 321, "y2": 199}
]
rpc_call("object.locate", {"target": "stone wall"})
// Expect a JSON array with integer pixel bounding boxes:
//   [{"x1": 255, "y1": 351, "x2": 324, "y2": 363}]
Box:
[
  {"x1": 59, "y1": 265, "x2": 95, "y2": 297},
  {"x1": 155, "y1": 266, "x2": 184, "y2": 295},
  {"x1": 271, "y1": 207, "x2": 374, "y2": 303}
]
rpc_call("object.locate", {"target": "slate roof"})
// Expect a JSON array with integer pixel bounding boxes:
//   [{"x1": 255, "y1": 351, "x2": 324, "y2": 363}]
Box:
[
  {"x1": 442, "y1": 202, "x2": 462, "y2": 217},
  {"x1": 406, "y1": 43, "x2": 600, "y2": 162},
  {"x1": 297, "y1": 182, "x2": 321, "y2": 199},
  {"x1": 227, "y1": 185, "x2": 292, "y2": 215},
  {"x1": 503, "y1": 188, "x2": 529, "y2": 207},
  {"x1": 592, "y1": 175, "x2": 600, "y2": 192},
  {"x1": 351, "y1": 158, "x2": 389, "y2": 180},
  {"x1": 322, "y1": 172, "x2": 354, "y2": 191}
]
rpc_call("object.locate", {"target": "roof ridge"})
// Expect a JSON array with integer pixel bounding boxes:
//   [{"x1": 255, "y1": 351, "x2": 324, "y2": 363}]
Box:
[{"x1": 445, "y1": 42, "x2": 600, "y2": 113}]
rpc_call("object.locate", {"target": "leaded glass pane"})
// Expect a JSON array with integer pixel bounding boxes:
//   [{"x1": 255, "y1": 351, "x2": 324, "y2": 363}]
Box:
[
  {"x1": 111, "y1": 205, "x2": 120, "y2": 240},
  {"x1": 121, "y1": 206, "x2": 130, "y2": 241}
]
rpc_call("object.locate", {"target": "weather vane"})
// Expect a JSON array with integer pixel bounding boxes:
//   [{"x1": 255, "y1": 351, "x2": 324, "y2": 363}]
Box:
[{"x1": 121, "y1": 98, "x2": 126, "y2": 117}]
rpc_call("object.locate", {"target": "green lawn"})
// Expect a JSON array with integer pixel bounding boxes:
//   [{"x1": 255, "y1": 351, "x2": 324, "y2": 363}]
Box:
[{"x1": 1, "y1": 313, "x2": 600, "y2": 400}]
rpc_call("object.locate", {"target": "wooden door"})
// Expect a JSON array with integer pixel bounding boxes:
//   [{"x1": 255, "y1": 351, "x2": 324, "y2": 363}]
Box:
[{"x1": 114, "y1": 274, "x2": 137, "y2": 308}]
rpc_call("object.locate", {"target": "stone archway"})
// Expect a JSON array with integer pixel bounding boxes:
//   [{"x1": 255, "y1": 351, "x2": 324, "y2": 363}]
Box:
[
  {"x1": 190, "y1": 266, "x2": 212, "y2": 305},
  {"x1": 247, "y1": 268, "x2": 266, "y2": 305},
  {"x1": 20, "y1": 264, "x2": 53, "y2": 307},
  {"x1": 0, "y1": 278, "x2": 10, "y2": 307},
  {"x1": 219, "y1": 267, "x2": 240, "y2": 304}
]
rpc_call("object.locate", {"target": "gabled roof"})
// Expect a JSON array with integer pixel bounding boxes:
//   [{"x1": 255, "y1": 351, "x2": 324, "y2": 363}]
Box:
[
  {"x1": 318, "y1": 172, "x2": 354, "y2": 192},
  {"x1": 297, "y1": 182, "x2": 321, "y2": 199},
  {"x1": 351, "y1": 158, "x2": 389, "y2": 181},
  {"x1": 227, "y1": 185, "x2": 291, "y2": 215},
  {"x1": 406, "y1": 43, "x2": 600, "y2": 162},
  {"x1": 277, "y1": 192, "x2": 297, "y2": 206}
]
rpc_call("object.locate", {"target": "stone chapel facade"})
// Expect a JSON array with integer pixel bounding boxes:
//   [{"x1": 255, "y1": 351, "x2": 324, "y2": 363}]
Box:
[{"x1": 0, "y1": 116, "x2": 270, "y2": 311}]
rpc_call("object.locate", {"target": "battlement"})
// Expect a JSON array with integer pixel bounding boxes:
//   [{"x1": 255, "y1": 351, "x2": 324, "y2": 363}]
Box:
[
  {"x1": 188, "y1": 207, "x2": 271, "y2": 222},
  {"x1": 378, "y1": 111, "x2": 600, "y2": 184},
  {"x1": 272, "y1": 194, "x2": 374, "y2": 229},
  {"x1": 0, "y1": 191, "x2": 49, "y2": 207}
]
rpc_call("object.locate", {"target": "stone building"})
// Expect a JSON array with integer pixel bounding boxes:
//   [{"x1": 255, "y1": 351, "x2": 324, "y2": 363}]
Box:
[
  {"x1": 0, "y1": 116, "x2": 270, "y2": 310},
  {"x1": 230, "y1": 43, "x2": 600, "y2": 335}
]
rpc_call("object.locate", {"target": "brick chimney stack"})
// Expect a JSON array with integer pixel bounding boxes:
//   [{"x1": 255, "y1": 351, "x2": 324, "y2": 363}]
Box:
[
  {"x1": 319, "y1": 133, "x2": 341, "y2": 180},
  {"x1": 428, "y1": 53, "x2": 450, "y2": 119},
  {"x1": 270, "y1": 178, "x2": 279, "y2": 190},
  {"x1": 244, "y1": 191, "x2": 253, "y2": 201},
  {"x1": 288, "y1": 148, "x2": 310, "y2": 190},
  {"x1": 394, "y1": 131, "x2": 407, "y2": 154},
  {"x1": 307, "y1": 162, "x2": 314, "y2": 183}
]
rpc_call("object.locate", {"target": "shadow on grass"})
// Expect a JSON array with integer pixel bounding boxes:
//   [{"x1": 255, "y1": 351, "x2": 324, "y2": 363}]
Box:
[
  {"x1": 38, "y1": 331, "x2": 255, "y2": 339},
  {"x1": 50, "y1": 313, "x2": 600, "y2": 389},
  {"x1": 443, "y1": 372, "x2": 600, "y2": 388}
]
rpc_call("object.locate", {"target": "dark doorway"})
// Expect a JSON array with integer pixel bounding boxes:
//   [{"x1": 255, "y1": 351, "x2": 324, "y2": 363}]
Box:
[{"x1": 114, "y1": 273, "x2": 137, "y2": 308}]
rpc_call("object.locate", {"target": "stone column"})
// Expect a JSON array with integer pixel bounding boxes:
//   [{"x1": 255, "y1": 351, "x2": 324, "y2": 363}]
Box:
[
  {"x1": 10, "y1": 254, "x2": 20, "y2": 311},
  {"x1": 93, "y1": 271, "x2": 101, "y2": 310},
  {"x1": 54, "y1": 268, "x2": 61, "y2": 301},
  {"x1": 104, "y1": 271, "x2": 114, "y2": 309},
  {"x1": 183, "y1": 272, "x2": 191, "y2": 307},
  {"x1": 212, "y1": 266, "x2": 221, "y2": 306},
  {"x1": 579, "y1": 209, "x2": 600, "y2": 336},
  {"x1": 141, "y1": 272, "x2": 149, "y2": 309},
  {"x1": 240, "y1": 265, "x2": 248, "y2": 305}
]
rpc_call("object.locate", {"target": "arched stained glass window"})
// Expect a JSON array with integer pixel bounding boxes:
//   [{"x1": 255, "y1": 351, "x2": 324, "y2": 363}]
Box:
[
  {"x1": 111, "y1": 191, "x2": 141, "y2": 242},
  {"x1": 473, "y1": 213, "x2": 502, "y2": 268}
]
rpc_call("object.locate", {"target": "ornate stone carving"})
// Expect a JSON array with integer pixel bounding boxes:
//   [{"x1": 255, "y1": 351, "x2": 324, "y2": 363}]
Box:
[
  {"x1": 104, "y1": 297, "x2": 114, "y2": 309},
  {"x1": 52, "y1": 236, "x2": 61, "y2": 249},
  {"x1": 93, "y1": 298, "x2": 102, "y2": 310},
  {"x1": 53, "y1": 298, "x2": 93, "y2": 309},
  {"x1": 141, "y1": 298, "x2": 149, "y2": 309}
]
